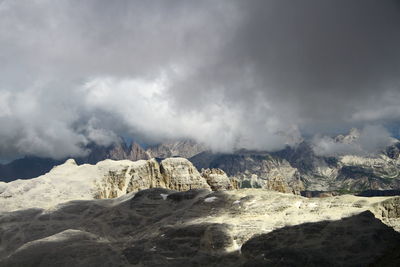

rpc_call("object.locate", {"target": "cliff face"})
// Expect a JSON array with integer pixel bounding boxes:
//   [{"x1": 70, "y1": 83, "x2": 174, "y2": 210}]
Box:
[
  {"x1": 159, "y1": 158, "x2": 211, "y2": 191},
  {"x1": 96, "y1": 158, "x2": 213, "y2": 199},
  {"x1": 95, "y1": 159, "x2": 162, "y2": 199}
]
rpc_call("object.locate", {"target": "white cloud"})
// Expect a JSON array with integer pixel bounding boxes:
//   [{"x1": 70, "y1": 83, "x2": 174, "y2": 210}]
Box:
[{"x1": 81, "y1": 75, "x2": 299, "y2": 153}]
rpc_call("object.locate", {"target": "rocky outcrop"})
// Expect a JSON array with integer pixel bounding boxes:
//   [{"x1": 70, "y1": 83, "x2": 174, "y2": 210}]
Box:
[
  {"x1": 159, "y1": 158, "x2": 210, "y2": 191},
  {"x1": 373, "y1": 197, "x2": 400, "y2": 232},
  {"x1": 1, "y1": 189, "x2": 399, "y2": 266},
  {"x1": 95, "y1": 159, "x2": 163, "y2": 199},
  {"x1": 96, "y1": 157, "x2": 213, "y2": 198},
  {"x1": 201, "y1": 168, "x2": 239, "y2": 191}
]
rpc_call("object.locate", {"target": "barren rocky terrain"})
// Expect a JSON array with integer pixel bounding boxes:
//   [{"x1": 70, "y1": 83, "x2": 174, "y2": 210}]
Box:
[
  {"x1": 1, "y1": 155, "x2": 400, "y2": 266},
  {"x1": 1, "y1": 188, "x2": 400, "y2": 266}
]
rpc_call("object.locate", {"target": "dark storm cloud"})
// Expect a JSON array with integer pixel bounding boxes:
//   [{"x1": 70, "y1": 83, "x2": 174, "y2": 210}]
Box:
[
  {"x1": 0, "y1": 0, "x2": 399, "y2": 159},
  {"x1": 174, "y1": 0, "x2": 400, "y2": 127}
]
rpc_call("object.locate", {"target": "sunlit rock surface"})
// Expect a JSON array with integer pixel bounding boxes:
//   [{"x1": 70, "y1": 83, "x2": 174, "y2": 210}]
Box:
[
  {"x1": 200, "y1": 168, "x2": 239, "y2": 191},
  {"x1": 0, "y1": 189, "x2": 399, "y2": 266},
  {"x1": 0, "y1": 158, "x2": 216, "y2": 212}
]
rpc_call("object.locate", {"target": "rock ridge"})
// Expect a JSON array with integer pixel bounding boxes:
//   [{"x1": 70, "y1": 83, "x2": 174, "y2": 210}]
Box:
[{"x1": 0, "y1": 157, "x2": 236, "y2": 212}]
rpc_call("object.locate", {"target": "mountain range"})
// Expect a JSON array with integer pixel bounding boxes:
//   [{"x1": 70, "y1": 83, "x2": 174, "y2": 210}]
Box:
[
  {"x1": 1, "y1": 130, "x2": 400, "y2": 194},
  {"x1": 0, "y1": 140, "x2": 205, "y2": 182}
]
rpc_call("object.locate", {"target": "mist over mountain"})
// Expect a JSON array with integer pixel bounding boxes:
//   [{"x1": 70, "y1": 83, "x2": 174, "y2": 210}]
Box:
[{"x1": 2, "y1": 129, "x2": 400, "y2": 198}]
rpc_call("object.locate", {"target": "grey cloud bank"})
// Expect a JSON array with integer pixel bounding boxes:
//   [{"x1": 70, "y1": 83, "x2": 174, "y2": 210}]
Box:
[{"x1": 0, "y1": 0, "x2": 399, "y2": 159}]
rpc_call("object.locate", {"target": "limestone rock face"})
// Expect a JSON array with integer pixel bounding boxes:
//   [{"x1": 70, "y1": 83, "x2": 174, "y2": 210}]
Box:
[
  {"x1": 159, "y1": 158, "x2": 211, "y2": 191},
  {"x1": 95, "y1": 159, "x2": 163, "y2": 199},
  {"x1": 91, "y1": 157, "x2": 212, "y2": 199},
  {"x1": 201, "y1": 168, "x2": 239, "y2": 191}
]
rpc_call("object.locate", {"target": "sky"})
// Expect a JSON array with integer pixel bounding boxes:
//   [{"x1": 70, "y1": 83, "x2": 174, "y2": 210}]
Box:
[{"x1": 0, "y1": 0, "x2": 400, "y2": 160}]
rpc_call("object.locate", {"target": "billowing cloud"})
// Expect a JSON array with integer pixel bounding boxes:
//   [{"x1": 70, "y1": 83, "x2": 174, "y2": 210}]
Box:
[{"x1": 0, "y1": 0, "x2": 399, "y2": 159}]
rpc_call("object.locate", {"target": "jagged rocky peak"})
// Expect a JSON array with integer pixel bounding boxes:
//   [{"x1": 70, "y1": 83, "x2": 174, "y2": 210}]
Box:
[
  {"x1": 158, "y1": 157, "x2": 211, "y2": 191},
  {"x1": 146, "y1": 139, "x2": 208, "y2": 159},
  {"x1": 127, "y1": 142, "x2": 150, "y2": 161},
  {"x1": 85, "y1": 139, "x2": 207, "y2": 162},
  {"x1": 77, "y1": 139, "x2": 149, "y2": 165}
]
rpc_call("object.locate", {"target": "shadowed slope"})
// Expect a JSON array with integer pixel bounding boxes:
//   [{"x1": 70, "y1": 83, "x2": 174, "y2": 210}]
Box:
[
  {"x1": 241, "y1": 211, "x2": 400, "y2": 266},
  {"x1": 1, "y1": 189, "x2": 400, "y2": 266}
]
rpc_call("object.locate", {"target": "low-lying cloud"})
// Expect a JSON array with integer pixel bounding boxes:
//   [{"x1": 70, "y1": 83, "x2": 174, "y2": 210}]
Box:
[
  {"x1": 0, "y1": 0, "x2": 399, "y2": 160},
  {"x1": 312, "y1": 125, "x2": 396, "y2": 157}
]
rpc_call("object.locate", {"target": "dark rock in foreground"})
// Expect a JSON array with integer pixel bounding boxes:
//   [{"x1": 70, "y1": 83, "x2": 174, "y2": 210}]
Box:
[{"x1": 1, "y1": 188, "x2": 400, "y2": 266}]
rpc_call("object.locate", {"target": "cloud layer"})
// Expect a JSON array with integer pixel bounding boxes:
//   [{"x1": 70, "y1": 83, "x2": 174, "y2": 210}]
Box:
[
  {"x1": 312, "y1": 125, "x2": 396, "y2": 157},
  {"x1": 0, "y1": 0, "x2": 400, "y2": 159}
]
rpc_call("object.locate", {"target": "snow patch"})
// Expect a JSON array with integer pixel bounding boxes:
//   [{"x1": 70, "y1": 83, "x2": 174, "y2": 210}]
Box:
[{"x1": 160, "y1": 194, "x2": 169, "y2": 200}]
